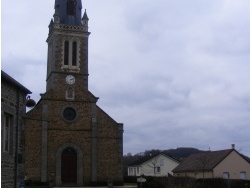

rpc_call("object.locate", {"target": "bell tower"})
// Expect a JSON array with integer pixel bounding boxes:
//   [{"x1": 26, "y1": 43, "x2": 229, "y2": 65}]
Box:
[
  {"x1": 24, "y1": 1, "x2": 123, "y2": 186},
  {"x1": 46, "y1": 0, "x2": 90, "y2": 94}
]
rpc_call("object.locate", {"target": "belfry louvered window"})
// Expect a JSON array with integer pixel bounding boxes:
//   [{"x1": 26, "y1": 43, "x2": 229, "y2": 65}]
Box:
[
  {"x1": 72, "y1": 41, "x2": 77, "y2": 66},
  {"x1": 63, "y1": 40, "x2": 78, "y2": 67},
  {"x1": 64, "y1": 41, "x2": 69, "y2": 65},
  {"x1": 67, "y1": 0, "x2": 77, "y2": 16}
]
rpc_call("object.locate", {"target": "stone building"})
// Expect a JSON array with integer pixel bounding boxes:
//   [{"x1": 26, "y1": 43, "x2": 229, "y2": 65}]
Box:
[
  {"x1": 24, "y1": 0, "x2": 124, "y2": 186},
  {"x1": 1, "y1": 70, "x2": 32, "y2": 188}
]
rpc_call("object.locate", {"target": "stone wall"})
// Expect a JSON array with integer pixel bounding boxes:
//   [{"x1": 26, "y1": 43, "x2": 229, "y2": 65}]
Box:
[
  {"x1": 1, "y1": 154, "x2": 15, "y2": 188},
  {"x1": 1, "y1": 79, "x2": 28, "y2": 188},
  {"x1": 97, "y1": 106, "x2": 123, "y2": 182},
  {"x1": 25, "y1": 91, "x2": 123, "y2": 186}
]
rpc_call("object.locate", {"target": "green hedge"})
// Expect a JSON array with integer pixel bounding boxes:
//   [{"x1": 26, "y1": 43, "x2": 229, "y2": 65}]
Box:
[
  {"x1": 131, "y1": 176, "x2": 250, "y2": 188},
  {"x1": 90, "y1": 180, "x2": 124, "y2": 186},
  {"x1": 124, "y1": 176, "x2": 138, "y2": 183}
]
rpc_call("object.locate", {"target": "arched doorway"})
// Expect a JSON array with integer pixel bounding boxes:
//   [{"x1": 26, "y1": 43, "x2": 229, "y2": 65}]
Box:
[
  {"x1": 56, "y1": 143, "x2": 83, "y2": 186},
  {"x1": 61, "y1": 148, "x2": 77, "y2": 184}
]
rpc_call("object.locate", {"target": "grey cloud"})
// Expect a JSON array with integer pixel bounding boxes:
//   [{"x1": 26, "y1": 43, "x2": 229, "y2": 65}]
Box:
[{"x1": 2, "y1": 0, "x2": 250, "y2": 156}]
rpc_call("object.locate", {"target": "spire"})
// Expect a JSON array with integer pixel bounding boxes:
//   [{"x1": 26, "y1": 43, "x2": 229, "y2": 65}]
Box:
[
  {"x1": 54, "y1": 0, "x2": 83, "y2": 26},
  {"x1": 82, "y1": 9, "x2": 89, "y2": 20},
  {"x1": 48, "y1": 19, "x2": 54, "y2": 34},
  {"x1": 53, "y1": 0, "x2": 60, "y2": 23},
  {"x1": 82, "y1": 9, "x2": 89, "y2": 32}
]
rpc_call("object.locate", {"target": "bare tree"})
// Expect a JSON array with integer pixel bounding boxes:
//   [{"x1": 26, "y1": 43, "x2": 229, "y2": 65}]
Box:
[
  {"x1": 196, "y1": 152, "x2": 211, "y2": 188},
  {"x1": 144, "y1": 154, "x2": 162, "y2": 176}
]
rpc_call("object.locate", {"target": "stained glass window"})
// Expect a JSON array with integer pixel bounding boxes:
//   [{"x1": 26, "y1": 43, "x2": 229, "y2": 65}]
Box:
[{"x1": 63, "y1": 107, "x2": 76, "y2": 121}]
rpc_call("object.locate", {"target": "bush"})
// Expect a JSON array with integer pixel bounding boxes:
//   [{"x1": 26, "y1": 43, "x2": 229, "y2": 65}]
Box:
[
  {"x1": 195, "y1": 178, "x2": 250, "y2": 188},
  {"x1": 89, "y1": 181, "x2": 109, "y2": 186},
  {"x1": 139, "y1": 176, "x2": 167, "y2": 188},
  {"x1": 124, "y1": 176, "x2": 138, "y2": 184},
  {"x1": 132, "y1": 176, "x2": 250, "y2": 188},
  {"x1": 90, "y1": 180, "x2": 124, "y2": 186},
  {"x1": 107, "y1": 176, "x2": 250, "y2": 188},
  {"x1": 230, "y1": 179, "x2": 250, "y2": 188}
]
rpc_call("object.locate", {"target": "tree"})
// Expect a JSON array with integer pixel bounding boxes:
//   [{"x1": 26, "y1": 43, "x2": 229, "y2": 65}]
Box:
[
  {"x1": 196, "y1": 152, "x2": 211, "y2": 188},
  {"x1": 145, "y1": 154, "x2": 162, "y2": 176}
]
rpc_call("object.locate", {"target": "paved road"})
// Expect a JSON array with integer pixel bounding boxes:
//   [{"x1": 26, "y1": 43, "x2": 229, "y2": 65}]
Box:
[
  {"x1": 54, "y1": 185, "x2": 137, "y2": 188},
  {"x1": 54, "y1": 186, "x2": 137, "y2": 188}
]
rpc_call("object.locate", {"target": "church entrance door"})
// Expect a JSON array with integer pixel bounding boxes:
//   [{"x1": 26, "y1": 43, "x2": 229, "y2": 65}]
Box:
[{"x1": 61, "y1": 148, "x2": 77, "y2": 184}]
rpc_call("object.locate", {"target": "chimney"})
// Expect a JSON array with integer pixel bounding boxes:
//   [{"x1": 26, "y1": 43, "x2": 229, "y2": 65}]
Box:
[{"x1": 231, "y1": 144, "x2": 235, "y2": 149}]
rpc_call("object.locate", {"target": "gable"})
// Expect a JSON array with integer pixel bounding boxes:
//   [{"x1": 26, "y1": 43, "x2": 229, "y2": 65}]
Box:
[{"x1": 214, "y1": 150, "x2": 250, "y2": 173}]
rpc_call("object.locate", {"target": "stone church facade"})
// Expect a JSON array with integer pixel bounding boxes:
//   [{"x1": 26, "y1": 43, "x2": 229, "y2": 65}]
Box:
[{"x1": 24, "y1": 0, "x2": 124, "y2": 186}]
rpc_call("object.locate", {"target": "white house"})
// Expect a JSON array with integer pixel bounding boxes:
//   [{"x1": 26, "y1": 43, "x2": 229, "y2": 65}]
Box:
[{"x1": 128, "y1": 153, "x2": 180, "y2": 177}]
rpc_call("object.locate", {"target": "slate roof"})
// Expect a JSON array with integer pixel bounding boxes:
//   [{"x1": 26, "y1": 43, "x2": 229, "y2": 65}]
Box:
[
  {"x1": 1, "y1": 70, "x2": 31, "y2": 94},
  {"x1": 129, "y1": 153, "x2": 179, "y2": 166},
  {"x1": 172, "y1": 149, "x2": 237, "y2": 172},
  {"x1": 54, "y1": 0, "x2": 83, "y2": 26},
  {"x1": 241, "y1": 154, "x2": 250, "y2": 163}
]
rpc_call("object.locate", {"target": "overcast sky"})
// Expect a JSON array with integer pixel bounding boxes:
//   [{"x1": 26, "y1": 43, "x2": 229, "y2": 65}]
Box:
[{"x1": 2, "y1": 0, "x2": 250, "y2": 156}]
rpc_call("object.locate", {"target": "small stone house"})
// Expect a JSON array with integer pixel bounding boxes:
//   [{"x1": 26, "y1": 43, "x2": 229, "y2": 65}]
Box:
[
  {"x1": 128, "y1": 153, "x2": 180, "y2": 177},
  {"x1": 1, "y1": 70, "x2": 32, "y2": 188},
  {"x1": 172, "y1": 149, "x2": 250, "y2": 180}
]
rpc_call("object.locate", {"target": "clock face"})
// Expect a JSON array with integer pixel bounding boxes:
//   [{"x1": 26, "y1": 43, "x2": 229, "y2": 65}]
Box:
[{"x1": 66, "y1": 75, "x2": 75, "y2": 85}]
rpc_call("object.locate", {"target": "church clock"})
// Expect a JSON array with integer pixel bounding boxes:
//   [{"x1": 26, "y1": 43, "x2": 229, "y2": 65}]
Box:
[{"x1": 66, "y1": 75, "x2": 75, "y2": 85}]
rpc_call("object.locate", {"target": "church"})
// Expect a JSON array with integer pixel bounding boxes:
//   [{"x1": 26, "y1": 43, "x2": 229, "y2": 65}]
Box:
[{"x1": 24, "y1": 0, "x2": 124, "y2": 186}]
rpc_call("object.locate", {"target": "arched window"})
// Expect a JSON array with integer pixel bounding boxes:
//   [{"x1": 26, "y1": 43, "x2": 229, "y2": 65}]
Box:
[
  {"x1": 72, "y1": 41, "x2": 77, "y2": 66},
  {"x1": 62, "y1": 39, "x2": 80, "y2": 71},
  {"x1": 64, "y1": 41, "x2": 69, "y2": 65}
]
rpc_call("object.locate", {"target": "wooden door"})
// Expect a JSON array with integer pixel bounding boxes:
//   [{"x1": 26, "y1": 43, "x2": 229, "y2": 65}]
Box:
[{"x1": 61, "y1": 148, "x2": 77, "y2": 183}]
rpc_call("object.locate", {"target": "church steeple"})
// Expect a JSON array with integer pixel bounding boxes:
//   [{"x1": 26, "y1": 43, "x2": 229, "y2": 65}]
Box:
[
  {"x1": 46, "y1": 0, "x2": 90, "y2": 93},
  {"x1": 54, "y1": 0, "x2": 83, "y2": 26},
  {"x1": 25, "y1": 1, "x2": 124, "y2": 185}
]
